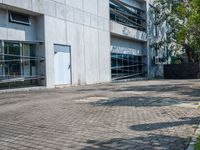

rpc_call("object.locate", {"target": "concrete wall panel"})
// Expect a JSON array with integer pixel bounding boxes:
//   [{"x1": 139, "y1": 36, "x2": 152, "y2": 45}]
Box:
[
  {"x1": 111, "y1": 36, "x2": 144, "y2": 51},
  {"x1": 98, "y1": 30, "x2": 111, "y2": 82},
  {"x1": 83, "y1": 12, "x2": 90, "y2": 26},
  {"x1": 90, "y1": 15, "x2": 98, "y2": 28},
  {"x1": 45, "y1": 16, "x2": 67, "y2": 44},
  {"x1": 44, "y1": 40, "x2": 54, "y2": 88},
  {"x1": 3, "y1": 0, "x2": 32, "y2": 10},
  {"x1": 65, "y1": 5, "x2": 74, "y2": 22},
  {"x1": 98, "y1": 0, "x2": 109, "y2": 19},
  {"x1": 7, "y1": 28, "x2": 25, "y2": 41},
  {"x1": 56, "y1": 2, "x2": 66, "y2": 19},
  {"x1": 66, "y1": 0, "x2": 83, "y2": 10},
  {"x1": 83, "y1": 0, "x2": 97, "y2": 15},
  {"x1": 32, "y1": 0, "x2": 56, "y2": 17},
  {"x1": 84, "y1": 26, "x2": 99, "y2": 84},
  {"x1": 0, "y1": 8, "x2": 7, "y2": 39},
  {"x1": 74, "y1": 9, "x2": 83, "y2": 25},
  {"x1": 110, "y1": 21, "x2": 147, "y2": 42},
  {"x1": 67, "y1": 22, "x2": 85, "y2": 85},
  {"x1": 104, "y1": 19, "x2": 110, "y2": 32},
  {"x1": 0, "y1": 27, "x2": 7, "y2": 39},
  {"x1": 54, "y1": 0, "x2": 66, "y2": 4}
]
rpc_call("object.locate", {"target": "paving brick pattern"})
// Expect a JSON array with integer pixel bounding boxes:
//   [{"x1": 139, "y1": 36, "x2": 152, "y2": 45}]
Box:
[{"x1": 0, "y1": 80, "x2": 200, "y2": 150}]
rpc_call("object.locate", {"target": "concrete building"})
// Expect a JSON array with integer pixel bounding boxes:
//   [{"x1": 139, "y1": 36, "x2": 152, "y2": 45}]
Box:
[{"x1": 0, "y1": 0, "x2": 156, "y2": 89}]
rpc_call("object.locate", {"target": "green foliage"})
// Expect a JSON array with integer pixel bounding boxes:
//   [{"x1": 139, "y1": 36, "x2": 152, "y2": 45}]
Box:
[
  {"x1": 195, "y1": 134, "x2": 200, "y2": 150},
  {"x1": 188, "y1": 0, "x2": 200, "y2": 52},
  {"x1": 170, "y1": 56, "x2": 181, "y2": 64},
  {"x1": 152, "y1": 0, "x2": 200, "y2": 62}
]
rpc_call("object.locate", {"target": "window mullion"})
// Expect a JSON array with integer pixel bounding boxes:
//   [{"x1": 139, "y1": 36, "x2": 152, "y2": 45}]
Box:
[
  {"x1": 20, "y1": 43, "x2": 23, "y2": 77},
  {"x1": 1, "y1": 41, "x2": 5, "y2": 78}
]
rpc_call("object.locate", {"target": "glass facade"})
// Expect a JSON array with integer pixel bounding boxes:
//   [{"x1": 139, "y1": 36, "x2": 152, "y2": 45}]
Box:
[
  {"x1": 109, "y1": 0, "x2": 147, "y2": 81},
  {"x1": 0, "y1": 42, "x2": 3, "y2": 79},
  {"x1": 0, "y1": 41, "x2": 45, "y2": 89},
  {"x1": 110, "y1": 0, "x2": 146, "y2": 31},
  {"x1": 4, "y1": 43, "x2": 21, "y2": 77},
  {"x1": 111, "y1": 53, "x2": 145, "y2": 80}
]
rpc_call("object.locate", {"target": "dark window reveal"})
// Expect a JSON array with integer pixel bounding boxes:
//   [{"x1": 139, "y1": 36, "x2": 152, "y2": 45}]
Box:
[{"x1": 9, "y1": 11, "x2": 31, "y2": 25}]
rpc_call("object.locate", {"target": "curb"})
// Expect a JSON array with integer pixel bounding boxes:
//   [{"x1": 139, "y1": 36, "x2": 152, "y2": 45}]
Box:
[{"x1": 0, "y1": 86, "x2": 48, "y2": 94}]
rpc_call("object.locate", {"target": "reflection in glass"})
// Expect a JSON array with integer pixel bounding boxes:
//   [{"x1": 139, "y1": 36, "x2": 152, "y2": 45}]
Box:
[
  {"x1": 0, "y1": 42, "x2": 45, "y2": 89},
  {"x1": 111, "y1": 53, "x2": 145, "y2": 80},
  {"x1": 0, "y1": 42, "x2": 3, "y2": 79},
  {"x1": 4, "y1": 43, "x2": 21, "y2": 77}
]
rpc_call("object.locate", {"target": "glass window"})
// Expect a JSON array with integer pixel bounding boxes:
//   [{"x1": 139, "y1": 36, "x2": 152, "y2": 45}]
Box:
[
  {"x1": 3, "y1": 43, "x2": 38, "y2": 78},
  {"x1": 23, "y1": 44, "x2": 31, "y2": 76},
  {"x1": 9, "y1": 11, "x2": 31, "y2": 25},
  {"x1": 0, "y1": 42, "x2": 45, "y2": 89},
  {"x1": 0, "y1": 42, "x2": 3, "y2": 78},
  {"x1": 111, "y1": 53, "x2": 144, "y2": 80},
  {"x1": 109, "y1": 0, "x2": 146, "y2": 31},
  {"x1": 4, "y1": 43, "x2": 21, "y2": 77},
  {"x1": 0, "y1": 41, "x2": 2, "y2": 53}
]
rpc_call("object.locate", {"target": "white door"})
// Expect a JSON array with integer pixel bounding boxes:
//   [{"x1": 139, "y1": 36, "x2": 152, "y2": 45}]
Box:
[{"x1": 54, "y1": 45, "x2": 71, "y2": 85}]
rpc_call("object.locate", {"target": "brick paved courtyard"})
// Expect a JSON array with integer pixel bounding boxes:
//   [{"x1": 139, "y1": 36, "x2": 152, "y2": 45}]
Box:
[{"x1": 0, "y1": 80, "x2": 200, "y2": 150}]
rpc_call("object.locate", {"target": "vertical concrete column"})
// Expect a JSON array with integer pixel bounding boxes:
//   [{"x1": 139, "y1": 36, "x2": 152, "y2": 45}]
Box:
[{"x1": 146, "y1": 0, "x2": 151, "y2": 79}]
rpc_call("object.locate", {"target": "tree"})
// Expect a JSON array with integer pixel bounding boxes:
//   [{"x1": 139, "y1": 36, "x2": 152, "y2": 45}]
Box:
[{"x1": 151, "y1": 0, "x2": 200, "y2": 63}]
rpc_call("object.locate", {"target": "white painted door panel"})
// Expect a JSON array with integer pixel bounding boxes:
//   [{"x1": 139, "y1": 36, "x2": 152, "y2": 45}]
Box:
[{"x1": 54, "y1": 50, "x2": 71, "y2": 85}]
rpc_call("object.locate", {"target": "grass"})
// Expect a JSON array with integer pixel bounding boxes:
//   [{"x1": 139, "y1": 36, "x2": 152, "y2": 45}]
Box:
[{"x1": 195, "y1": 134, "x2": 200, "y2": 150}]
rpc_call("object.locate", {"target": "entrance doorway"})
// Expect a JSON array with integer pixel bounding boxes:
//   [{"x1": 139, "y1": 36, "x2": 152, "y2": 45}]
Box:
[{"x1": 54, "y1": 44, "x2": 71, "y2": 85}]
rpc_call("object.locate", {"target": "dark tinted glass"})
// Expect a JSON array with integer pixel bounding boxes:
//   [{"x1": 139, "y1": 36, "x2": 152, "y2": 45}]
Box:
[
  {"x1": 10, "y1": 12, "x2": 30, "y2": 25},
  {"x1": 111, "y1": 53, "x2": 144, "y2": 80}
]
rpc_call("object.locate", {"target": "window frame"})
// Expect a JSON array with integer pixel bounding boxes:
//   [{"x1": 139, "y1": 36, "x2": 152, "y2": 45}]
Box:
[{"x1": 9, "y1": 11, "x2": 31, "y2": 26}]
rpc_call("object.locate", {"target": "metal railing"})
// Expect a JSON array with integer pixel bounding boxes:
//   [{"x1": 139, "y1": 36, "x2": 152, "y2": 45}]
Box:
[
  {"x1": 110, "y1": 0, "x2": 146, "y2": 31},
  {"x1": 111, "y1": 53, "x2": 146, "y2": 80},
  {"x1": 0, "y1": 41, "x2": 45, "y2": 89}
]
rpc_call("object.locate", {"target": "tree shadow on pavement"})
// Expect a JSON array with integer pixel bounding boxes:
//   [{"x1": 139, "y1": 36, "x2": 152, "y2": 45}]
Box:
[
  {"x1": 90, "y1": 96, "x2": 198, "y2": 108},
  {"x1": 129, "y1": 116, "x2": 200, "y2": 131},
  {"x1": 80, "y1": 134, "x2": 189, "y2": 150},
  {"x1": 180, "y1": 88, "x2": 200, "y2": 97},
  {"x1": 76, "y1": 83, "x2": 189, "y2": 93},
  {"x1": 112, "y1": 84, "x2": 190, "y2": 92}
]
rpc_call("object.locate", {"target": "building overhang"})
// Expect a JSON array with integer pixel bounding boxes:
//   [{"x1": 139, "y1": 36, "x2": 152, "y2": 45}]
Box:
[
  {"x1": 0, "y1": 3, "x2": 41, "y2": 16},
  {"x1": 110, "y1": 21, "x2": 147, "y2": 42}
]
